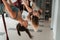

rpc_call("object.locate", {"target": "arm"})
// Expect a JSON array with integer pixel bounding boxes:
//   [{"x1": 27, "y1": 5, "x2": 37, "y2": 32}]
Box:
[
  {"x1": 2, "y1": 0, "x2": 16, "y2": 18},
  {"x1": 22, "y1": 0, "x2": 33, "y2": 13}
]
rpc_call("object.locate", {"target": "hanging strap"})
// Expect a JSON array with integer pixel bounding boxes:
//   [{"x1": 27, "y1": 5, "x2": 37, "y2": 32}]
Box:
[{"x1": 2, "y1": 14, "x2": 9, "y2": 40}]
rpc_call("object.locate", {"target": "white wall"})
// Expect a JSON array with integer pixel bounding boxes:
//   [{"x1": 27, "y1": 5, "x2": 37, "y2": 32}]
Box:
[
  {"x1": 51, "y1": 0, "x2": 56, "y2": 39},
  {"x1": 51, "y1": 0, "x2": 60, "y2": 40},
  {"x1": 51, "y1": 0, "x2": 55, "y2": 29},
  {"x1": 55, "y1": 0, "x2": 60, "y2": 40}
]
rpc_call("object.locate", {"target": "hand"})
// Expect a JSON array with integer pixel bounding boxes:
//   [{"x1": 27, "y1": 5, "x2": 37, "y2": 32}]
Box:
[{"x1": 33, "y1": 11, "x2": 39, "y2": 17}]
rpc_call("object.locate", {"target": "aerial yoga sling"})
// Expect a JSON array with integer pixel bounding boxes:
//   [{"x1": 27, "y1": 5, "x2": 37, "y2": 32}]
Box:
[{"x1": 0, "y1": 0, "x2": 9, "y2": 40}]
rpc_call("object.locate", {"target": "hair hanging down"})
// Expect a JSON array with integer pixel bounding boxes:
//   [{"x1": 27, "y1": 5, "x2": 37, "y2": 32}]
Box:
[
  {"x1": 31, "y1": 16, "x2": 39, "y2": 26},
  {"x1": 31, "y1": 15, "x2": 39, "y2": 32},
  {"x1": 28, "y1": 10, "x2": 39, "y2": 27}
]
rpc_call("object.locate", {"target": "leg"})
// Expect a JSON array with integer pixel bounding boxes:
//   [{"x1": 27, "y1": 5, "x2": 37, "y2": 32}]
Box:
[
  {"x1": 25, "y1": 28, "x2": 33, "y2": 39},
  {"x1": 16, "y1": 23, "x2": 21, "y2": 36}
]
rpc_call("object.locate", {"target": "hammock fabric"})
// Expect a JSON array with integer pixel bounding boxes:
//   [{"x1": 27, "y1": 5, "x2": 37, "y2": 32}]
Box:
[
  {"x1": 0, "y1": 4, "x2": 9, "y2": 40},
  {"x1": 0, "y1": 3, "x2": 19, "y2": 40}
]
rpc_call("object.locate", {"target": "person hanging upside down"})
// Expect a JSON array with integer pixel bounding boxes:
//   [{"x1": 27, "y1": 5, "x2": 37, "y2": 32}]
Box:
[
  {"x1": 1, "y1": 0, "x2": 33, "y2": 39},
  {"x1": 14, "y1": 0, "x2": 39, "y2": 31}
]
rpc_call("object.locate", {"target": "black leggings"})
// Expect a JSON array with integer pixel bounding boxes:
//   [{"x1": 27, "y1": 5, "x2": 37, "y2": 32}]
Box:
[{"x1": 16, "y1": 23, "x2": 32, "y2": 39}]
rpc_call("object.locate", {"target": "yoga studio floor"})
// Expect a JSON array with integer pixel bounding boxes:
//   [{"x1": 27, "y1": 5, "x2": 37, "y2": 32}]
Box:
[{"x1": 0, "y1": 16, "x2": 53, "y2": 40}]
